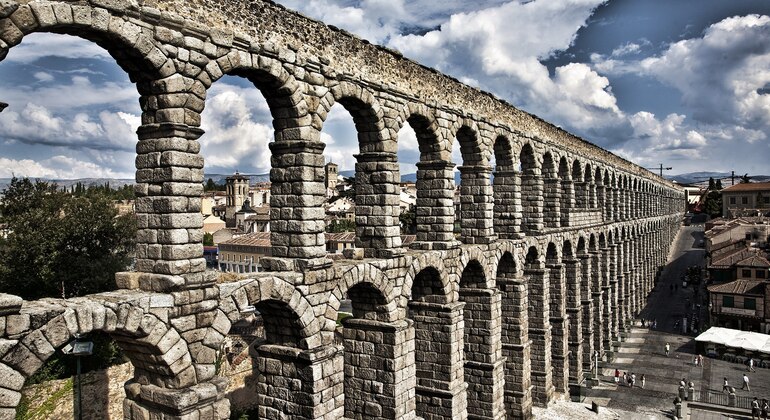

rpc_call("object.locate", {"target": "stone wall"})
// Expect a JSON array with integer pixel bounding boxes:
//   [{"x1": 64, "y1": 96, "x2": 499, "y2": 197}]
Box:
[{"x1": 0, "y1": 0, "x2": 686, "y2": 419}]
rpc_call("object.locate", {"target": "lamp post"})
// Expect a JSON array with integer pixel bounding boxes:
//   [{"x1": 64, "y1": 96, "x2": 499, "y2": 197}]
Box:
[{"x1": 62, "y1": 334, "x2": 93, "y2": 420}]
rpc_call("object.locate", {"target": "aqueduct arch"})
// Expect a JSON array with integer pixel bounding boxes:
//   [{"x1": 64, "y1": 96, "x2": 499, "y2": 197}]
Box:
[{"x1": 0, "y1": 0, "x2": 685, "y2": 418}]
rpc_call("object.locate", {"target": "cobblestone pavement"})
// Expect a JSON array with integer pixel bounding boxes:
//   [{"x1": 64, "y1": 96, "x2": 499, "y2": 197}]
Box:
[{"x1": 573, "y1": 225, "x2": 770, "y2": 420}]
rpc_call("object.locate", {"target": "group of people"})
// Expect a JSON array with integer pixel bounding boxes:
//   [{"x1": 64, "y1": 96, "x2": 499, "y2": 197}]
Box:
[
  {"x1": 639, "y1": 317, "x2": 657, "y2": 329},
  {"x1": 752, "y1": 397, "x2": 769, "y2": 420},
  {"x1": 722, "y1": 374, "x2": 752, "y2": 392},
  {"x1": 614, "y1": 369, "x2": 645, "y2": 389}
]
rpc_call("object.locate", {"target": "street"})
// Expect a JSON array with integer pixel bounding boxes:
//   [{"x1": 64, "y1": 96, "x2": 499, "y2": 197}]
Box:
[{"x1": 582, "y1": 224, "x2": 770, "y2": 419}]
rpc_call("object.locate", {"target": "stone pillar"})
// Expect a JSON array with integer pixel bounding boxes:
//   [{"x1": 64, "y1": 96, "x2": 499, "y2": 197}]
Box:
[
  {"x1": 574, "y1": 181, "x2": 587, "y2": 209},
  {"x1": 608, "y1": 244, "x2": 620, "y2": 343},
  {"x1": 413, "y1": 160, "x2": 459, "y2": 250},
  {"x1": 123, "y1": 378, "x2": 230, "y2": 419},
  {"x1": 543, "y1": 178, "x2": 561, "y2": 228},
  {"x1": 458, "y1": 165, "x2": 496, "y2": 244},
  {"x1": 525, "y1": 266, "x2": 553, "y2": 406},
  {"x1": 588, "y1": 181, "x2": 597, "y2": 209},
  {"x1": 493, "y1": 169, "x2": 523, "y2": 239},
  {"x1": 342, "y1": 318, "x2": 417, "y2": 419},
  {"x1": 254, "y1": 343, "x2": 344, "y2": 419},
  {"x1": 622, "y1": 241, "x2": 632, "y2": 330},
  {"x1": 459, "y1": 288, "x2": 506, "y2": 420},
  {"x1": 599, "y1": 247, "x2": 613, "y2": 357},
  {"x1": 265, "y1": 140, "x2": 330, "y2": 271},
  {"x1": 409, "y1": 301, "x2": 468, "y2": 420},
  {"x1": 577, "y1": 254, "x2": 594, "y2": 375},
  {"x1": 560, "y1": 179, "x2": 574, "y2": 227},
  {"x1": 589, "y1": 251, "x2": 604, "y2": 359},
  {"x1": 497, "y1": 278, "x2": 533, "y2": 419},
  {"x1": 134, "y1": 123, "x2": 208, "y2": 288},
  {"x1": 355, "y1": 152, "x2": 403, "y2": 258},
  {"x1": 547, "y1": 263, "x2": 569, "y2": 395},
  {"x1": 564, "y1": 259, "x2": 584, "y2": 387},
  {"x1": 612, "y1": 186, "x2": 621, "y2": 222},
  {"x1": 596, "y1": 184, "x2": 606, "y2": 221},
  {"x1": 521, "y1": 173, "x2": 544, "y2": 233}
]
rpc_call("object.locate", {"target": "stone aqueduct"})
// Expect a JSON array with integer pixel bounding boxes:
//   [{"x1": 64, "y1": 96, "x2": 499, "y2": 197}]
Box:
[{"x1": 0, "y1": 0, "x2": 686, "y2": 419}]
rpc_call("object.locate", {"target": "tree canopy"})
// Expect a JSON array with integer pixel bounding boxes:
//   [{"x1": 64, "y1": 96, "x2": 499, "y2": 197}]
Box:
[{"x1": 0, "y1": 177, "x2": 136, "y2": 299}]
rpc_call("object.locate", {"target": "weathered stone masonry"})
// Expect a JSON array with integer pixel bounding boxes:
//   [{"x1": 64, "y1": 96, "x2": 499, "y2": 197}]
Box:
[{"x1": 0, "y1": 0, "x2": 684, "y2": 419}]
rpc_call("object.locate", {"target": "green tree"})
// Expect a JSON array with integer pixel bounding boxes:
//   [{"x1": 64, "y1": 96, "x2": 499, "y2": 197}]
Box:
[
  {"x1": 741, "y1": 173, "x2": 751, "y2": 184},
  {"x1": 715, "y1": 179, "x2": 723, "y2": 190},
  {"x1": 0, "y1": 177, "x2": 136, "y2": 299},
  {"x1": 203, "y1": 232, "x2": 214, "y2": 246},
  {"x1": 708, "y1": 177, "x2": 715, "y2": 190},
  {"x1": 703, "y1": 190, "x2": 723, "y2": 219}
]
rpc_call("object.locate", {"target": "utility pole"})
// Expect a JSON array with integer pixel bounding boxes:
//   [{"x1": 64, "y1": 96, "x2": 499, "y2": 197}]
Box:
[{"x1": 646, "y1": 163, "x2": 673, "y2": 178}]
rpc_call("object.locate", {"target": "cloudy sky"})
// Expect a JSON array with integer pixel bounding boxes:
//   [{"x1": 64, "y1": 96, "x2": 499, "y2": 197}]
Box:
[{"x1": 1, "y1": 0, "x2": 769, "y2": 180}]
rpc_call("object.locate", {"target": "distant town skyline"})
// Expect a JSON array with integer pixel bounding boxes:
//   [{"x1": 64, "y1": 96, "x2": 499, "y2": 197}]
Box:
[{"x1": 1, "y1": 0, "x2": 769, "y2": 179}]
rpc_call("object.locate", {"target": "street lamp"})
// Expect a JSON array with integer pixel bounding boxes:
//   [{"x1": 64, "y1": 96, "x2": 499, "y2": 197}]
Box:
[{"x1": 62, "y1": 334, "x2": 93, "y2": 420}]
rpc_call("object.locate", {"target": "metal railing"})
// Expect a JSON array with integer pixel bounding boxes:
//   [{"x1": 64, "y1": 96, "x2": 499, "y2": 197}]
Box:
[{"x1": 691, "y1": 390, "x2": 753, "y2": 410}]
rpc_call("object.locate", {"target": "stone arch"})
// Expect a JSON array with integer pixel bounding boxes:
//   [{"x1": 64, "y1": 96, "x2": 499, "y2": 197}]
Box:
[
  {"x1": 398, "y1": 102, "x2": 444, "y2": 162},
  {"x1": 546, "y1": 242, "x2": 560, "y2": 264},
  {"x1": 402, "y1": 252, "x2": 452, "y2": 303},
  {"x1": 0, "y1": 3, "x2": 172, "y2": 85},
  {"x1": 459, "y1": 259, "x2": 487, "y2": 289},
  {"x1": 330, "y1": 263, "x2": 399, "y2": 322},
  {"x1": 496, "y1": 249, "x2": 518, "y2": 278},
  {"x1": 453, "y1": 120, "x2": 485, "y2": 167},
  {"x1": 458, "y1": 247, "x2": 493, "y2": 287},
  {"x1": 322, "y1": 81, "x2": 393, "y2": 153},
  {"x1": 218, "y1": 51, "x2": 311, "y2": 130},
  {"x1": 219, "y1": 276, "x2": 321, "y2": 349},
  {"x1": 0, "y1": 301, "x2": 195, "y2": 413}
]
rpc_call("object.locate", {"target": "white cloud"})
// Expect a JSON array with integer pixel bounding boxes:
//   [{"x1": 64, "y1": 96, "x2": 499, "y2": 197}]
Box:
[
  {"x1": 33, "y1": 71, "x2": 54, "y2": 82},
  {"x1": 5, "y1": 33, "x2": 112, "y2": 63},
  {"x1": 199, "y1": 82, "x2": 275, "y2": 174},
  {"x1": 387, "y1": 0, "x2": 624, "y2": 138},
  {"x1": 0, "y1": 103, "x2": 139, "y2": 151},
  {"x1": 0, "y1": 155, "x2": 132, "y2": 179}
]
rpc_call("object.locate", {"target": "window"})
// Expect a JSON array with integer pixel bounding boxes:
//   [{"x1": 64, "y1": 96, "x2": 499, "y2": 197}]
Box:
[
  {"x1": 742, "y1": 269, "x2": 752, "y2": 278},
  {"x1": 723, "y1": 296, "x2": 734, "y2": 307},
  {"x1": 730, "y1": 197, "x2": 736, "y2": 205},
  {"x1": 744, "y1": 298, "x2": 756, "y2": 310},
  {"x1": 742, "y1": 196, "x2": 748, "y2": 205},
  {"x1": 758, "y1": 270, "x2": 766, "y2": 279}
]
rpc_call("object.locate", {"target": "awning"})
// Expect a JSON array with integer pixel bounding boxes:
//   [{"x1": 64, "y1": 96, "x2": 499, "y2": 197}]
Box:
[{"x1": 695, "y1": 327, "x2": 770, "y2": 354}]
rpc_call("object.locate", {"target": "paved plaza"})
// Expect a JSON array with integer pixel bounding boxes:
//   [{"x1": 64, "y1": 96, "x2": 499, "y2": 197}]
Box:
[{"x1": 575, "y1": 225, "x2": 770, "y2": 419}]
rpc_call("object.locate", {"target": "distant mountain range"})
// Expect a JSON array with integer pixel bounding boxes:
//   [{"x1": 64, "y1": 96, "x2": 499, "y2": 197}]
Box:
[
  {"x1": 3, "y1": 171, "x2": 766, "y2": 193},
  {"x1": 665, "y1": 172, "x2": 770, "y2": 185},
  {"x1": 0, "y1": 177, "x2": 134, "y2": 191}
]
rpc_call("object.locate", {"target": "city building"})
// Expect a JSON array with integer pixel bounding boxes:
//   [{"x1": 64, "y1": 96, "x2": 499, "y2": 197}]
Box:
[
  {"x1": 707, "y1": 276, "x2": 769, "y2": 333},
  {"x1": 217, "y1": 232, "x2": 272, "y2": 273},
  {"x1": 225, "y1": 172, "x2": 250, "y2": 226},
  {"x1": 325, "y1": 161, "x2": 338, "y2": 196},
  {"x1": 721, "y1": 181, "x2": 770, "y2": 218}
]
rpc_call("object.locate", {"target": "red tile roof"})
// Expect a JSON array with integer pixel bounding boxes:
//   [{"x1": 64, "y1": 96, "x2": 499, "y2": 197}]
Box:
[
  {"x1": 707, "y1": 279, "x2": 766, "y2": 295},
  {"x1": 722, "y1": 181, "x2": 770, "y2": 193}
]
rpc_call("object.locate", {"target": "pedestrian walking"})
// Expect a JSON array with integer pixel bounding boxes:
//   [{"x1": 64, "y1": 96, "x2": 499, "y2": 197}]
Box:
[
  {"x1": 694, "y1": 355, "x2": 699, "y2": 366},
  {"x1": 641, "y1": 373, "x2": 646, "y2": 389},
  {"x1": 653, "y1": 319, "x2": 657, "y2": 329},
  {"x1": 631, "y1": 373, "x2": 636, "y2": 388},
  {"x1": 641, "y1": 318, "x2": 646, "y2": 327},
  {"x1": 665, "y1": 342, "x2": 670, "y2": 357},
  {"x1": 614, "y1": 368, "x2": 620, "y2": 384},
  {"x1": 749, "y1": 358, "x2": 756, "y2": 372},
  {"x1": 723, "y1": 377, "x2": 730, "y2": 393},
  {"x1": 761, "y1": 398, "x2": 769, "y2": 420},
  {"x1": 622, "y1": 372, "x2": 627, "y2": 387},
  {"x1": 753, "y1": 397, "x2": 760, "y2": 420},
  {"x1": 698, "y1": 354, "x2": 704, "y2": 367},
  {"x1": 742, "y1": 374, "x2": 750, "y2": 391}
]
